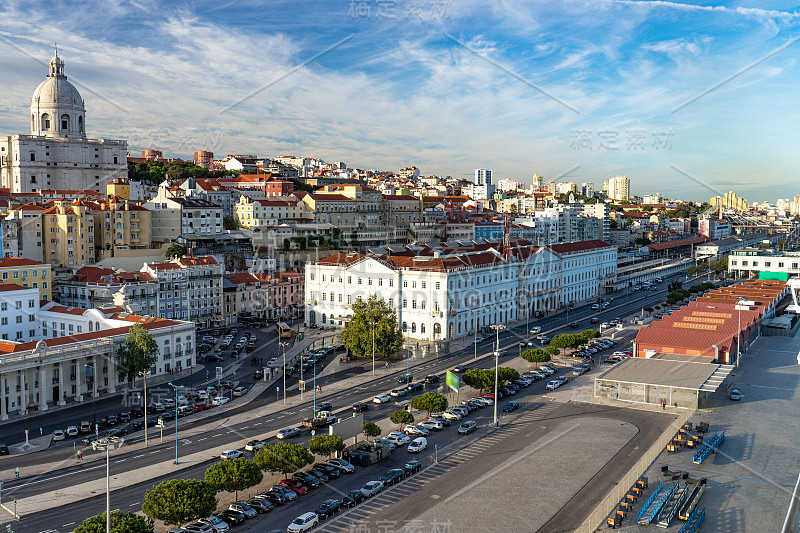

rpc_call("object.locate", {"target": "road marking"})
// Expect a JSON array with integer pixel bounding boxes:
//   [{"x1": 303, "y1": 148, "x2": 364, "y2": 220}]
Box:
[
  {"x1": 129, "y1": 502, "x2": 139, "y2": 507},
  {"x1": 253, "y1": 422, "x2": 262, "y2": 426},
  {"x1": 133, "y1": 454, "x2": 146, "y2": 459},
  {"x1": 750, "y1": 384, "x2": 795, "y2": 392},
  {"x1": 115, "y1": 459, "x2": 126, "y2": 463},
  {"x1": 240, "y1": 426, "x2": 248, "y2": 429},
  {"x1": 150, "y1": 450, "x2": 160, "y2": 454},
  {"x1": 212, "y1": 433, "x2": 223, "y2": 437},
  {"x1": 62, "y1": 522, "x2": 75, "y2": 527},
  {"x1": 197, "y1": 437, "x2": 207, "y2": 442}
]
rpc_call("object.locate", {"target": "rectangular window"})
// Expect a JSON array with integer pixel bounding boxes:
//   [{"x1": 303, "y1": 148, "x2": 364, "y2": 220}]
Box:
[
  {"x1": 378, "y1": 278, "x2": 383, "y2": 287},
  {"x1": 402, "y1": 299, "x2": 407, "y2": 308},
  {"x1": 389, "y1": 279, "x2": 393, "y2": 287},
  {"x1": 388, "y1": 298, "x2": 394, "y2": 307},
  {"x1": 435, "y1": 282, "x2": 440, "y2": 290},
  {"x1": 15, "y1": 316, "x2": 22, "y2": 324},
  {"x1": 421, "y1": 300, "x2": 426, "y2": 310},
  {"x1": 1, "y1": 318, "x2": 6, "y2": 326},
  {"x1": 421, "y1": 281, "x2": 426, "y2": 289},
  {"x1": 412, "y1": 300, "x2": 417, "y2": 309}
]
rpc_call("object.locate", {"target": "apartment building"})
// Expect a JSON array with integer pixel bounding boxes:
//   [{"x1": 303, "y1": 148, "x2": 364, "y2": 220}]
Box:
[
  {"x1": 258, "y1": 270, "x2": 304, "y2": 319},
  {"x1": 0, "y1": 257, "x2": 52, "y2": 301},
  {"x1": 4, "y1": 203, "x2": 45, "y2": 262},
  {"x1": 234, "y1": 196, "x2": 306, "y2": 229},
  {"x1": 382, "y1": 195, "x2": 423, "y2": 228},
  {"x1": 57, "y1": 265, "x2": 158, "y2": 315},
  {"x1": 143, "y1": 185, "x2": 223, "y2": 240},
  {"x1": 549, "y1": 240, "x2": 617, "y2": 305},
  {"x1": 298, "y1": 183, "x2": 382, "y2": 228},
  {"x1": 142, "y1": 256, "x2": 223, "y2": 327},
  {"x1": 222, "y1": 272, "x2": 268, "y2": 324},
  {"x1": 90, "y1": 197, "x2": 152, "y2": 260},
  {"x1": 604, "y1": 175, "x2": 630, "y2": 201},
  {"x1": 0, "y1": 284, "x2": 41, "y2": 341},
  {"x1": 41, "y1": 199, "x2": 95, "y2": 267}
]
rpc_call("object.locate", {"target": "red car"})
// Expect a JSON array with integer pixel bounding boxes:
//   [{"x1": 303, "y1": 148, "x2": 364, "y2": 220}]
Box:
[
  {"x1": 279, "y1": 479, "x2": 308, "y2": 495},
  {"x1": 194, "y1": 403, "x2": 212, "y2": 412},
  {"x1": 482, "y1": 393, "x2": 495, "y2": 400}
]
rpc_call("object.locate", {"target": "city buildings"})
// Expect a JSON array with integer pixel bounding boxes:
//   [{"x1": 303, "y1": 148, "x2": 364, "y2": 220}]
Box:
[
  {"x1": 711, "y1": 191, "x2": 748, "y2": 211},
  {"x1": 0, "y1": 257, "x2": 52, "y2": 301},
  {"x1": 141, "y1": 256, "x2": 223, "y2": 327},
  {"x1": 193, "y1": 150, "x2": 214, "y2": 169},
  {"x1": 603, "y1": 175, "x2": 630, "y2": 201},
  {"x1": 143, "y1": 185, "x2": 223, "y2": 241},
  {"x1": 57, "y1": 265, "x2": 158, "y2": 315},
  {"x1": 549, "y1": 240, "x2": 617, "y2": 305},
  {"x1": 0, "y1": 51, "x2": 127, "y2": 193}
]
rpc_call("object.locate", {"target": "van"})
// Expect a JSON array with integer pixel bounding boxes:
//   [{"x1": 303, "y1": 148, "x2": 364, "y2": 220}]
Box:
[
  {"x1": 79, "y1": 421, "x2": 91, "y2": 434},
  {"x1": 395, "y1": 399, "x2": 411, "y2": 411},
  {"x1": 177, "y1": 405, "x2": 194, "y2": 417}
]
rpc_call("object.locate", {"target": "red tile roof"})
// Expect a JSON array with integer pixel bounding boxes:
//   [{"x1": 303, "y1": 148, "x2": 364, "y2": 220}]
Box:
[
  {"x1": 0, "y1": 257, "x2": 47, "y2": 267},
  {"x1": 0, "y1": 283, "x2": 31, "y2": 292},
  {"x1": 548, "y1": 240, "x2": 612, "y2": 255}
]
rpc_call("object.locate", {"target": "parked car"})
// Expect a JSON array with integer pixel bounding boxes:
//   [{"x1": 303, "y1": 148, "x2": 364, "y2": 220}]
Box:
[
  {"x1": 729, "y1": 388, "x2": 741, "y2": 400},
  {"x1": 545, "y1": 380, "x2": 561, "y2": 391},
  {"x1": 442, "y1": 410, "x2": 462, "y2": 420},
  {"x1": 360, "y1": 480, "x2": 385, "y2": 498},
  {"x1": 342, "y1": 490, "x2": 365, "y2": 508},
  {"x1": 385, "y1": 432, "x2": 411, "y2": 446},
  {"x1": 404, "y1": 459, "x2": 422, "y2": 475},
  {"x1": 213, "y1": 510, "x2": 245, "y2": 526},
  {"x1": 327, "y1": 458, "x2": 355, "y2": 473},
  {"x1": 279, "y1": 479, "x2": 308, "y2": 496},
  {"x1": 458, "y1": 420, "x2": 477, "y2": 435},
  {"x1": 314, "y1": 498, "x2": 342, "y2": 519},
  {"x1": 313, "y1": 463, "x2": 341, "y2": 479},
  {"x1": 198, "y1": 515, "x2": 230, "y2": 532},
  {"x1": 407, "y1": 437, "x2": 427, "y2": 453},
  {"x1": 229, "y1": 502, "x2": 257, "y2": 518},
  {"x1": 52, "y1": 429, "x2": 66, "y2": 441},
  {"x1": 503, "y1": 400, "x2": 520, "y2": 413},
  {"x1": 307, "y1": 469, "x2": 329, "y2": 482},
  {"x1": 419, "y1": 419, "x2": 443, "y2": 431},
  {"x1": 404, "y1": 424, "x2": 429, "y2": 437},
  {"x1": 245, "y1": 498, "x2": 274, "y2": 514},
  {"x1": 380, "y1": 468, "x2": 406, "y2": 486},
  {"x1": 268, "y1": 485, "x2": 298, "y2": 501},
  {"x1": 287, "y1": 512, "x2": 319, "y2": 533}
]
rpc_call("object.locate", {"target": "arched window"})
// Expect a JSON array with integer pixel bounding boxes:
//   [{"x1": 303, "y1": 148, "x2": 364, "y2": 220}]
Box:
[
  {"x1": 88, "y1": 321, "x2": 93, "y2": 332},
  {"x1": 31, "y1": 114, "x2": 35, "y2": 131},
  {"x1": 433, "y1": 323, "x2": 441, "y2": 338},
  {"x1": 41, "y1": 113, "x2": 50, "y2": 130},
  {"x1": 61, "y1": 114, "x2": 70, "y2": 131},
  {"x1": 420, "y1": 323, "x2": 426, "y2": 334},
  {"x1": 448, "y1": 322, "x2": 454, "y2": 338},
  {"x1": 321, "y1": 313, "x2": 326, "y2": 324},
  {"x1": 78, "y1": 116, "x2": 83, "y2": 133},
  {"x1": 411, "y1": 322, "x2": 416, "y2": 333},
  {"x1": 95, "y1": 321, "x2": 100, "y2": 331},
  {"x1": 402, "y1": 321, "x2": 407, "y2": 332}
]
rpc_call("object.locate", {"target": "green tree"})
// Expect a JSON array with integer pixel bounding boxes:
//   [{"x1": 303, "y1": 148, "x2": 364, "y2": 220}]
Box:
[
  {"x1": 223, "y1": 216, "x2": 239, "y2": 231},
  {"x1": 204, "y1": 457, "x2": 263, "y2": 501},
  {"x1": 390, "y1": 409, "x2": 414, "y2": 428},
  {"x1": 713, "y1": 254, "x2": 729, "y2": 273},
  {"x1": 308, "y1": 435, "x2": 346, "y2": 457},
  {"x1": 142, "y1": 479, "x2": 217, "y2": 526},
  {"x1": 498, "y1": 367, "x2": 520, "y2": 385},
  {"x1": 363, "y1": 420, "x2": 382, "y2": 440},
  {"x1": 340, "y1": 295, "x2": 403, "y2": 360},
  {"x1": 608, "y1": 219, "x2": 618, "y2": 229},
  {"x1": 521, "y1": 348, "x2": 551, "y2": 365},
  {"x1": 546, "y1": 346, "x2": 560, "y2": 357},
  {"x1": 509, "y1": 204, "x2": 518, "y2": 217},
  {"x1": 462, "y1": 368, "x2": 494, "y2": 393},
  {"x1": 550, "y1": 334, "x2": 573, "y2": 355},
  {"x1": 165, "y1": 243, "x2": 187, "y2": 259},
  {"x1": 626, "y1": 216, "x2": 634, "y2": 227},
  {"x1": 579, "y1": 329, "x2": 600, "y2": 342},
  {"x1": 75, "y1": 511, "x2": 154, "y2": 533},
  {"x1": 117, "y1": 323, "x2": 159, "y2": 382},
  {"x1": 410, "y1": 392, "x2": 448, "y2": 418},
  {"x1": 254, "y1": 443, "x2": 314, "y2": 479}
]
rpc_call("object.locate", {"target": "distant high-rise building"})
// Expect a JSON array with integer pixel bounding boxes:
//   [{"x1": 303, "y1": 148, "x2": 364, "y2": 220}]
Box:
[
  {"x1": 547, "y1": 180, "x2": 557, "y2": 195},
  {"x1": 532, "y1": 174, "x2": 544, "y2": 190},
  {"x1": 473, "y1": 168, "x2": 495, "y2": 199},
  {"x1": 475, "y1": 168, "x2": 492, "y2": 186},
  {"x1": 581, "y1": 182, "x2": 594, "y2": 197},
  {"x1": 710, "y1": 191, "x2": 747, "y2": 211},
  {"x1": 606, "y1": 175, "x2": 630, "y2": 201},
  {"x1": 142, "y1": 149, "x2": 163, "y2": 161},
  {"x1": 193, "y1": 150, "x2": 213, "y2": 169}
]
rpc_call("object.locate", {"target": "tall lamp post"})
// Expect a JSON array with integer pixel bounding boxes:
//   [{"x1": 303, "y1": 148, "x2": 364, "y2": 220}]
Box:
[
  {"x1": 168, "y1": 382, "x2": 183, "y2": 464},
  {"x1": 370, "y1": 320, "x2": 377, "y2": 376},
  {"x1": 138, "y1": 370, "x2": 150, "y2": 448},
  {"x1": 279, "y1": 341, "x2": 288, "y2": 405},
  {"x1": 490, "y1": 323, "x2": 506, "y2": 426},
  {"x1": 96, "y1": 437, "x2": 124, "y2": 533}
]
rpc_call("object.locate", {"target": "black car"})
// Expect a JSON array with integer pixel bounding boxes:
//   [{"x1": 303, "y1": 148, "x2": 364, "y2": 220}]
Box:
[
  {"x1": 352, "y1": 402, "x2": 370, "y2": 413},
  {"x1": 308, "y1": 469, "x2": 329, "y2": 482},
  {"x1": 103, "y1": 428, "x2": 128, "y2": 438},
  {"x1": 424, "y1": 375, "x2": 440, "y2": 384},
  {"x1": 313, "y1": 463, "x2": 340, "y2": 478},
  {"x1": 204, "y1": 354, "x2": 223, "y2": 362},
  {"x1": 318, "y1": 402, "x2": 333, "y2": 412},
  {"x1": 569, "y1": 322, "x2": 579, "y2": 328},
  {"x1": 214, "y1": 510, "x2": 245, "y2": 526},
  {"x1": 258, "y1": 492, "x2": 287, "y2": 505},
  {"x1": 314, "y1": 498, "x2": 342, "y2": 519},
  {"x1": 403, "y1": 460, "x2": 422, "y2": 475},
  {"x1": 0, "y1": 444, "x2": 8, "y2": 455},
  {"x1": 82, "y1": 434, "x2": 100, "y2": 445},
  {"x1": 246, "y1": 498, "x2": 274, "y2": 513},
  {"x1": 117, "y1": 412, "x2": 131, "y2": 423},
  {"x1": 406, "y1": 382, "x2": 424, "y2": 392},
  {"x1": 292, "y1": 472, "x2": 320, "y2": 488},
  {"x1": 379, "y1": 468, "x2": 406, "y2": 486},
  {"x1": 160, "y1": 412, "x2": 176, "y2": 423},
  {"x1": 254, "y1": 370, "x2": 263, "y2": 380},
  {"x1": 397, "y1": 374, "x2": 413, "y2": 384},
  {"x1": 503, "y1": 401, "x2": 520, "y2": 413},
  {"x1": 129, "y1": 407, "x2": 143, "y2": 418},
  {"x1": 342, "y1": 490, "x2": 365, "y2": 508},
  {"x1": 105, "y1": 415, "x2": 118, "y2": 426}
]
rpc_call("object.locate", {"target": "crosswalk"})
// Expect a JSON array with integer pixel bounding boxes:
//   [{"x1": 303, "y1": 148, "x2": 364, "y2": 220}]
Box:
[{"x1": 316, "y1": 400, "x2": 564, "y2": 532}]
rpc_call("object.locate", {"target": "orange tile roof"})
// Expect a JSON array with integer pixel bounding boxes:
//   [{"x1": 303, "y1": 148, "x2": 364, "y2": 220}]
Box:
[
  {"x1": 0, "y1": 257, "x2": 47, "y2": 267},
  {"x1": 548, "y1": 240, "x2": 612, "y2": 254},
  {"x1": 0, "y1": 283, "x2": 31, "y2": 292}
]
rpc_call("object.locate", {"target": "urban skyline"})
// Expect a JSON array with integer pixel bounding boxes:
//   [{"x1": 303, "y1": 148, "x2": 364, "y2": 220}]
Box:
[{"x1": 1, "y1": 1, "x2": 798, "y2": 202}]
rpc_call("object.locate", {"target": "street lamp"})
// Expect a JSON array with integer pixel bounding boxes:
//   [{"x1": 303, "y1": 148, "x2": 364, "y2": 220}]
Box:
[
  {"x1": 370, "y1": 320, "x2": 377, "y2": 376},
  {"x1": 168, "y1": 382, "x2": 183, "y2": 465},
  {"x1": 279, "y1": 341, "x2": 288, "y2": 405},
  {"x1": 95, "y1": 437, "x2": 124, "y2": 533},
  {"x1": 138, "y1": 370, "x2": 150, "y2": 448},
  {"x1": 490, "y1": 323, "x2": 506, "y2": 426}
]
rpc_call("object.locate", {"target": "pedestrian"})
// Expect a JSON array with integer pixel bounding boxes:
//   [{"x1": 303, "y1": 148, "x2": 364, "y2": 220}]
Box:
[
  {"x1": 79, "y1": 450, "x2": 83, "y2": 462},
  {"x1": 15, "y1": 467, "x2": 19, "y2": 478},
  {"x1": 385, "y1": 362, "x2": 389, "y2": 370},
  {"x1": 39, "y1": 427, "x2": 43, "y2": 437}
]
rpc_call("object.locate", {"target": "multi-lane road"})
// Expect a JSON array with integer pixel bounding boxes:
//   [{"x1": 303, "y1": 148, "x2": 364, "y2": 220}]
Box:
[{"x1": 1, "y1": 273, "x2": 698, "y2": 531}]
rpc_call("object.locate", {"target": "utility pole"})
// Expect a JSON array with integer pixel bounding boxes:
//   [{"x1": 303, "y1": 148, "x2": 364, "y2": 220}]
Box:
[{"x1": 490, "y1": 323, "x2": 506, "y2": 426}]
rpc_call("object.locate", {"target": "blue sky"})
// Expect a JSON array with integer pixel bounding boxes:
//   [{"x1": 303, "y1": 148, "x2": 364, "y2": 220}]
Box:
[{"x1": 1, "y1": 0, "x2": 799, "y2": 202}]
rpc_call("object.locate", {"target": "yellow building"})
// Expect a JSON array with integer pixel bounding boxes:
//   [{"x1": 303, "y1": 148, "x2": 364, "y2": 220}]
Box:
[
  {"x1": 234, "y1": 196, "x2": 306, "y2": 229},
  {"x1": 0, "y1": 257, "x2": 53, "y2": 301},
  {"x1": 710, "y1": 192, "x2": 747, "y2": 211},
  {"x1": 89, "y1": 197, "x2": 152, "y2": 260},
  {"x1": 41, "y1": 199, "x2": 95, "y2": 267},
  {"x1": 106, "y1": 177, "x2": 130, "y2": 200}
]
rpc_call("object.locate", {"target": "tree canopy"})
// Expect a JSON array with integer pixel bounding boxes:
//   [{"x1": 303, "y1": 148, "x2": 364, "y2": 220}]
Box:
[
  {"x1": 521, "y1": 348, "x2": 551, "y2": 364},
  {"x1": 254, "y1": 443, "x2": 314, "y2": 478},
  {"x1": 142, "y1": 479, "x2": 217, "y2": 526},
  {"x1": 363, "y1": 420, "x2": 382, "y2": 440},
  {"x1": 340, "y1": 295, "x2": 404, "y2": 359},
  {"x1": 75, "y1": 511, "x2": 154, "y2": 533},
  {"x1": 390, "y1": 409, "x2": 414, "y2": 428},
  {"x1": 462, "y1": 367, "x2": 519, "y2": 393},
  {"x1": 223, "y1": 216, "x2": 239, "y2": 231},
  {"x1": 117, "y1": 323, "x2": 159, "y2": 382},
  {"x1": 410, "y1": 392, "x2": 448, "y2": 418},
  {"x1": 308, "y1": 435, "x2": 345, "y2": 457},
  {"x1": 204, "y1": 457, "x2": 263, "y2": 501},
  {"x1": 165, "y1": 243, "x2": 187, "y2": 259},
  {"x1": 127, "y1": 160, "x2": 236, "y2": 184}
]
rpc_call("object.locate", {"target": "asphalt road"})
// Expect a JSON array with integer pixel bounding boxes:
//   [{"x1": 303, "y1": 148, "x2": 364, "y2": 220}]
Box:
[{"x1": 2, "y1": 271, "x2": 702, "y2": 531}]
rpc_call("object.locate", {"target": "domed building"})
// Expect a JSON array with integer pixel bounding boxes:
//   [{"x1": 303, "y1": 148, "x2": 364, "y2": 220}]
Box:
[{"x1": 0, "y1": 49, "x2": 127, "y2": 193}]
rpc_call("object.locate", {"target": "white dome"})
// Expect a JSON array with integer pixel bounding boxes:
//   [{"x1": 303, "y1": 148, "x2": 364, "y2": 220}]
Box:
[
  {"x1": 31, "y1": 77, "x2": 84, "y2": 108},
  {"x1": 29, "y1": 50, "x2": 86, "y2": 139}
]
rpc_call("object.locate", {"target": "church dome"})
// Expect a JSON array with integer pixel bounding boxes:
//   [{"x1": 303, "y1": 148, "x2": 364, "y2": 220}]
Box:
[{"x1": 29, "y1": 49, "x2": 87, "y2": 139}]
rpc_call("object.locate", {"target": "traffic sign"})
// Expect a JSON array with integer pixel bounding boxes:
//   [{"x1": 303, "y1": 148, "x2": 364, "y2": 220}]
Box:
[
  {"x1": 215, "y1": 366, "x2": 223, "y2": 380},
  {"x1": 299, "y1": 380, "x2": 306, "y2": 391},
  {"x1": 311, "y1": 430, "x2": 316, "y2": 436}
]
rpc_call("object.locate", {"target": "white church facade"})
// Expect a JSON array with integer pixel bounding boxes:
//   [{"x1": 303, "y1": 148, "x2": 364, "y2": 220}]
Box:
[{"x1": 0, "y1": 50, "x2": 127, "y2": 193}]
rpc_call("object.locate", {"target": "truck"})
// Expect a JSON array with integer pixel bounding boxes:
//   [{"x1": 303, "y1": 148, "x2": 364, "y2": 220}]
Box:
[{"x1": 302, "y1": 411, "x2": 336, "y2": 428}]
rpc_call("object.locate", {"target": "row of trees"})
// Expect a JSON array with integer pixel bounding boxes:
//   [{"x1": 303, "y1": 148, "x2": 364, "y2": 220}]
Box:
[
  {"x1": 666, "y1": 282, "x2": 716, "y2": 305},
  {"x1": 549, "y1": 329, "x2": 600, "y2": 355},
  {"x1": 462, "y1": 367, "x2": 520, "y2": 394}
]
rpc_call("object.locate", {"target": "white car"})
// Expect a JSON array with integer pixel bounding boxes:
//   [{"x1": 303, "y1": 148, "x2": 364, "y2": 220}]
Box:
[
  {"x1": 196, "y1": 390, "x2": 209, "y2": 400},
  {"x1": 66, "y1": 425, "x2": 78, "y2": 437},
  {"x1": 211, "y1": 396, "x2": 230, "y2": 406},
  {"x1": 276, "y1": 427, "x2": 301, "y2": 439},
  {"x1": 220, "y1": 449, "x2": 244, "y2": 460},
  {"x1": 407, "y1": 437, "x2": 427, "y2": 453},
  {"x1": 545, "y1": 380, "x2": 561, "y2": 391},
  {"x1": 52, "y1": 429, "x2": 66, "y2": 441},
  {"x1": 163, "y1": 398, "x2": 176, "y2": 408},
  {"x1": 232, "y1": 387, "x2": 247, "y2": 397},
  {"x1": 287, "y1": 512, "x2": 319, "y2": 533},
  {"x1": 404, "y1": 424, "x2": 429, "y2": 437},
  {"x1": 529, "y1": 326, "x2": 542, "y2": 334},
  {"x1": 245, "y1": 440, "x2": 265, "y2": 452},
  {"x1": 373, "y1": 394, "x2": 391, "y2": 404},
  {"x1": 360, "y1": 480, "x2": 385, "y2": 498},
  {"x1": 419, "y1": 419, "x2": 443, "y2": 431},
  {"x1": 386, "y1": 432, "x2": 411, "y2": 445},
  {"x1": 376, "y1": 438, "x2": 397, "y2": 450},
  {"x1": 198, "y1": 515, "x2": 229, "y2": 533},
  {"x1": 390, "y1": 388, "x2": 407, "y2": 397},
  {"x1": 442, "y1": 410, "x2": 462, "y2": 420},
  {"x1": 477, "y1": 397, "x2": 494, "y2": 406},
  {"x1": 601, "y1": 322, "x2": 610, "y2": 329}
]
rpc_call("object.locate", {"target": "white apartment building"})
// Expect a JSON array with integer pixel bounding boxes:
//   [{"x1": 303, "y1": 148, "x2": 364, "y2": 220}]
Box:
[
  {"x1": 604, "y1": 175, "x2": 630, "y2": 201},
  {"x1": 728, "y1": 249, "x2": 800, "y2": 279},
  {"x1": 514, "y1": 246, "x2": 561, "y2": 317},
  {"x1": 0, "y1": 303, "x2": 194, "y2": 419},
  {"x1": 0, "y1": 284, "x2": 41, "y2": 341},
  {"x1": 549, "y1": 240, "x2": 617, "y2": 305},
  {"x1": 305, "y1": 248, "x2": 519, "y2": 341},
  {"x1": 143, "y1": 183, "x2": 223, "y2": 240}
]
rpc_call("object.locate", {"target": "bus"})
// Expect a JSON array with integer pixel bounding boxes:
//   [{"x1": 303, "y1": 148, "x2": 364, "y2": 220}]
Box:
[{"x1": 277, "y1": 321, "x2": 292, "y2": 339}]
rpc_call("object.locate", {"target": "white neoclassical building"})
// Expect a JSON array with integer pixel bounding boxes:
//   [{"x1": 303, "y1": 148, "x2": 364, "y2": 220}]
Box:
[
  {"x1": 549, "y1": 240, "x2": 617, "y2": 305},
  {"x1": 0, "y1": 50, "x2": 127, "y2": 193}
]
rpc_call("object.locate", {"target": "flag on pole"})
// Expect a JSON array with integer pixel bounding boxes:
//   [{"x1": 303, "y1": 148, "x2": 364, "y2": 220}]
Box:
[{"x1": 446, "y1": 371, "x2": 459, "y2": 392}]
